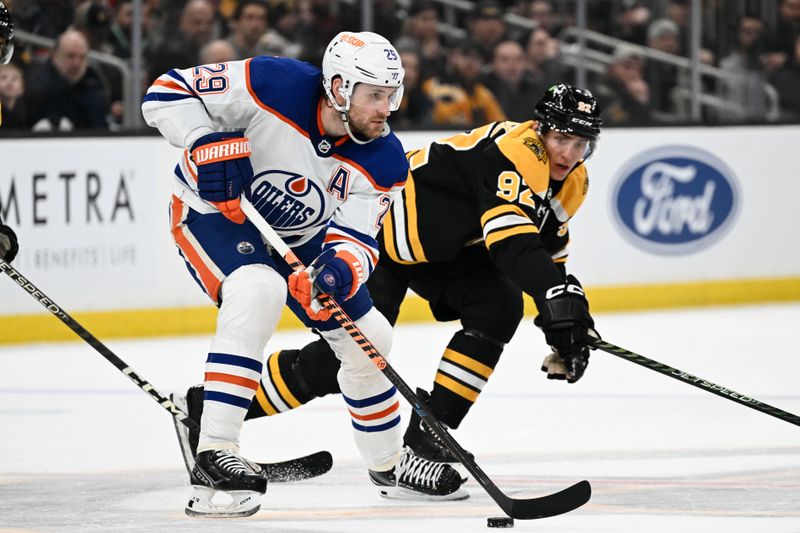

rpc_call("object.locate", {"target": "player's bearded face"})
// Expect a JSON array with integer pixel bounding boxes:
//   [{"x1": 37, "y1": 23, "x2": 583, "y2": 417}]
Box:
[
  {"x1": 542, "y1": 131, "x2": 590, "y2": 181},
  {"x1": 346, "y1": 83, "x2": 398, "y2": 139}
]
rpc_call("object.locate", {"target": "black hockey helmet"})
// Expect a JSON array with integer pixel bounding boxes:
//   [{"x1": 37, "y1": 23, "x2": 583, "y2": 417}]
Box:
[
  {"x1": 0, "y1": 2, "x2": 13, "y2": 65},
  {"x1": 534, "y1": 84, "x2": 602, "y2": 141}
]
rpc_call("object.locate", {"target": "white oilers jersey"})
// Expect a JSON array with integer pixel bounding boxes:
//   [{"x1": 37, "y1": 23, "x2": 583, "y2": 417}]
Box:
[{"x1": 142, "y1": 56, "x2": 408, "y2": 279}]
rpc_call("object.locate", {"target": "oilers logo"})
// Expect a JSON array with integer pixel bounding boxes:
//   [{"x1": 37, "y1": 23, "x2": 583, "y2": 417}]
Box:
[
  {"x1": 611, "y1": 146, "x2": 740, "y2": 255},
  {"x1": 236, "y1": 241, "x2": 255, "y2": 255},
  {"x1": 249, "y1": 170, "x2": 326, "y2": 231}
]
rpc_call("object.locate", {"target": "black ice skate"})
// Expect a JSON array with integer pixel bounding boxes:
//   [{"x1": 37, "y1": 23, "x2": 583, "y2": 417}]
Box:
[
  {"x1": 403, "y1": 388, "x2": 473, "y2": 464},
  {"x1": 170, "y1": 385, "x2": 204, "y2": 475},
  {"x1": 186, "y1": 449, "x2": 268, "y2": 517},
  {"x1": 369, "y1": 447, "x2": 469, "y2": 501}
]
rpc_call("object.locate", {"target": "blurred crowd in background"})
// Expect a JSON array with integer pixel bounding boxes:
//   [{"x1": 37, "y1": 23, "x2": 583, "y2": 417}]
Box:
[{"x1": 0, "y1": 0, "x2": 799, "y2": 132}]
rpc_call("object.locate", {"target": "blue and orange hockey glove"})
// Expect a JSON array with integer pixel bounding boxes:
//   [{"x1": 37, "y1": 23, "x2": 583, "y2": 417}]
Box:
[
  {"x1": 288, "y1": 249, "x2": 363, "y2": 321},
  {"x1": 191, "y1": 131, "x2": 253, "y2": 224}
]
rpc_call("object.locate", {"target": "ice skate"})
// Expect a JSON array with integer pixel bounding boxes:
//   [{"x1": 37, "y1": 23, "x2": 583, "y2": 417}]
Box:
[
  {"x1": 369, "y1": 447, "x2": 469, "y2": 501},
  {"x1": 170, "y1": 385, "x2": 203, "y2": 475},
  {"x1": 186, "y1": 449, "x2": 268, "y2": 518},
  {"x1": 403, "y1": 388, "x2": 473, "y2": 464}
]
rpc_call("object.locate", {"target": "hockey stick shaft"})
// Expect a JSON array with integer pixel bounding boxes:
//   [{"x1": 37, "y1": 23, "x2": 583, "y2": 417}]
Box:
[
  {"x1": 0, "y1": 258, "x2": 197, "y2": 431},
  {"x1": 241, "y1": 198, "x2": 590, "y2": 519},
  {"x1": 590, "y1": 338, "x2": 800, "y2": 427}
]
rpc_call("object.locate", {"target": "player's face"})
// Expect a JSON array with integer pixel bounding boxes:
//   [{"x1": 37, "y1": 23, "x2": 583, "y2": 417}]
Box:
[
  {"x1": 347, "y1": 83, "x2": 399, "y2": 140},
  {"x1": 542, "y1": 130, "x2": 590, "y2": 181}
]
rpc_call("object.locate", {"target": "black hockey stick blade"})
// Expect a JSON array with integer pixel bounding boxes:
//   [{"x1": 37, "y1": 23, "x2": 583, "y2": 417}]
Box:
[
  {"x1": 495, "y1": 479, "x2": 591, "y2": 520},
  {"x1": 257, "y1": 451, "x2": 333, "y2": 482}
]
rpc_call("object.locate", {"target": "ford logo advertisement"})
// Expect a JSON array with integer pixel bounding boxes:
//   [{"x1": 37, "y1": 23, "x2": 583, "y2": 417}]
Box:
[{"x1": 610, "y1": 146, "x2": 740, "y2": 255}]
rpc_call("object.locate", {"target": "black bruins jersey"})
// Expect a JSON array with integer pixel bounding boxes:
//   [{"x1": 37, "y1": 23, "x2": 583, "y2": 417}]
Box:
[{"x1": 381, "y1": 120, "x2": 589, "y2": 305}]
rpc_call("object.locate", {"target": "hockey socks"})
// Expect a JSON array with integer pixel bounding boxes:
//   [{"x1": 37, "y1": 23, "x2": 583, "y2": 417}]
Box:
[{"x1": 430, "y1": 329, "x2": 504, "y2": 429}]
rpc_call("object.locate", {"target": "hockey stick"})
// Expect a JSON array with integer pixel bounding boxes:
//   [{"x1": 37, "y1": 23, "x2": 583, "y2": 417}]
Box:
[
  {"x1": 590, "y1": 338, "x2": 800, "y2": 427},
  {"x1": 241, "y1": 197, "x2": 591, "y2": 520},
  {"x1": 0, "y1": 258, "x2": 332, "y2": 481}
]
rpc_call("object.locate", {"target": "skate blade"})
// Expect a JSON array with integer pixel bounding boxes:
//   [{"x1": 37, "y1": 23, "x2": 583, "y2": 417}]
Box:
[
  {"x1": 170, "y1": 393, "x2": 196, "y2": 476},
  {"x1": 185, "y1": 486, "x2": 261, "y2": 518},
  {"x1": 377, "y1": 485, "x2": 470, "y2": 502}
]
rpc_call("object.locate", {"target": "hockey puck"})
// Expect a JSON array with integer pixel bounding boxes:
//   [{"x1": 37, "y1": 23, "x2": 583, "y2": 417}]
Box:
[{"x1": 487, "y1": 516, "x2": 514, "y2": 528}]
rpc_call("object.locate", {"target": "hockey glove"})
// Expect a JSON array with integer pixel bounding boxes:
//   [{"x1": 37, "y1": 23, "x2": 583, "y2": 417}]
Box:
[
  {"x1": 0, "y1": 223, "x2": 19, "y2": 263},
  {"x1": 535, "y1": 274, "x2": 599, "y2": 383},
  {"x1": 288, "y1": 249, "x2": 362, "y2": 321},
  {"x1": 540, "y1": 348, "x2": 591, "y2": 383},
  {"x1": 190, "y1": 131, "x2": 253, "y2": 224}
]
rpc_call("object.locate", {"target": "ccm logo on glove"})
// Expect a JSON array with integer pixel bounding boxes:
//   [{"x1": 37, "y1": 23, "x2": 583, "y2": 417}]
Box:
[{"x1": 545, "y1": 282, "x2": 585, "y2": 299}]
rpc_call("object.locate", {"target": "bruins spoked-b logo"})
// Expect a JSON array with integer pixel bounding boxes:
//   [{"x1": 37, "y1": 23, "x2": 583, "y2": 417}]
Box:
[{"x1": 611, "y1": 146, "x2": 740, "y2": 255}]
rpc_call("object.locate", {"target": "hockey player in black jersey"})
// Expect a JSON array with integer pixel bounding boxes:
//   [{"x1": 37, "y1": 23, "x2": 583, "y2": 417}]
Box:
[{"x1": 177, "y1": 84, "x2": 602, "y2": 469}]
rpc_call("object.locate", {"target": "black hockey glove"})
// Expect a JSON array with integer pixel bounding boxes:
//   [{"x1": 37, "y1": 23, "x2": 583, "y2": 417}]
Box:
[
  {"x1": 535, "y1": 275, "x2": 599, "y2": 383},
  {"x1": 0, "y1": 223, "x2": 18, "y2": 263}
]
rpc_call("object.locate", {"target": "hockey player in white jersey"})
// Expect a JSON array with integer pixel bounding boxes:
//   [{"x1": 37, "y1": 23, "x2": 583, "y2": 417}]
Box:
[{"x1": 142, "y1": 31, "x2": 467, "y2": 517}]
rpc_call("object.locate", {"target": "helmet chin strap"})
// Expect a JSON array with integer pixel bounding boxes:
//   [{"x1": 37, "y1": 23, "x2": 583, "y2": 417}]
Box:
[
  {"x1": 328, "y1": 87, "x2": 389, "y2": 145},
  {"x1": 340, "y1": 110, "x2": 375, "y2": 145}
]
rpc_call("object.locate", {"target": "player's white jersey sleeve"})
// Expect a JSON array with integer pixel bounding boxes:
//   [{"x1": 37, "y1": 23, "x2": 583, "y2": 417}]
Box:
[
  {"x1": 141, "y1": 60, "x2": 259, "y2": 149},
  {"x1": 323, "y1": 183, "x2": 402, "y2": 285}
]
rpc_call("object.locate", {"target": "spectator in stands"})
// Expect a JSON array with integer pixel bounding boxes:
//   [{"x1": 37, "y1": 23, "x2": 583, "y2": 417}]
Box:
[
  {"x1": 526, "y1": 27, "x2": 564, "y2": 93},
  {"x1": 401, "y1": 1, "x2": 447, "y2": 81},
  {"x1": 258, "y1": 2, "x2": 302, "y2": 59},
  {"x1": 295, "y1": 0, "x2": 342, "y2": 65},
  {"x1": 595, "y1": 43, "x2": 652, "y2": 125},
  {"x1": 12, "y1": 0, "x2": 74, "y2": 40},
  {"x1": 0, "y1": 62, "x2": 25, "y2": 128},
  {"x1": 526, "y1": 0, "x2": 560, "y2": 36},
  {"x1": 73, "y1": 1, "x2": 127, "y2": 126},
  {"x1": 226, "y1": 0, "x2": 268, "y2": 59},
  {"x1": 663, "y1": 0, "x2": 715, "y2": 64},
  {"x1": 24, "y1": 28, "x2": 109, "y2": 130},
  {"x1": 467, "y1": 0, "x2": 508, "y2": 63},
  {"x1": 147, "y1": 0, "x2": 215, "y2": 82},
  {"x1": 422, "y1": 40, "x2": 506, "y2": 127},
  {"x1": 199, "y1": 38, "x2": 236, "y2": 64},
  {"x1": 483, "y1": 39, "x2": 542, "y2": 121},
  {"x1": 341, "y1": 0, "x2": 403, "y2": 44},
  {"x1": 391, "y1": 45, "x2": 434, "y2": 129},
  {"x1": 644, "y1": 18, "x2": 680, "y2": 116},
  {"x1": 610, "y1": 1, "x2": 651, "y2": 46},
  {"x1": 109, "y1": 0, "x2": 148, "y2": 60},
  {"x1": 718, "y1": 15, "x2": 770, "y2": 122},
  {"x1": 770, "y1": 33, "x2": 800, "y2": 121},
  {"x1": 73, "y1": 1, "x2": 112, "y2": 53},
  {"x1": 765, "y1": 0, "x2": 800, "y2": 75}
]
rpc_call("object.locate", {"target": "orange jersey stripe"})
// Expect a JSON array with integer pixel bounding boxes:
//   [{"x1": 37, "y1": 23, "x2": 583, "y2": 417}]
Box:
[
  {"x1": 152, "y1": 79, "x2": 192, "y2": 94},
  {"x1": 170, "y1": 195, "x2": 222, "y2": 302},
  {"x1": 323, "y1": 233, "x2": 379, "y2": 266},
  {"x1": 349, "y1": 400, "x2": 399, "y2": 421},
  {"x1": 205, "y1": 372, "x2": 259, "y2": 390}
]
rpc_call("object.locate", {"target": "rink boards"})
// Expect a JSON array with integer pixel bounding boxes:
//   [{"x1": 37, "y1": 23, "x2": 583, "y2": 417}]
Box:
[{"x1": 1, "y1": 126, "x2": 799, "y2": 342}]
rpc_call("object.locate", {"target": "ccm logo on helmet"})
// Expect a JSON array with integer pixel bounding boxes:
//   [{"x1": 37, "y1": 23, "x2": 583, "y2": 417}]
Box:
[{"x1": 339, "y1": 34, "x2": 365, "y2": 47}]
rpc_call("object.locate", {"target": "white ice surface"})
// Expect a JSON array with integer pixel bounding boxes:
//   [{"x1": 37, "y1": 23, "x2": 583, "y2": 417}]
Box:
[{"x1": 1, "y1": 303, "x2": 799, "y2": 532}]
